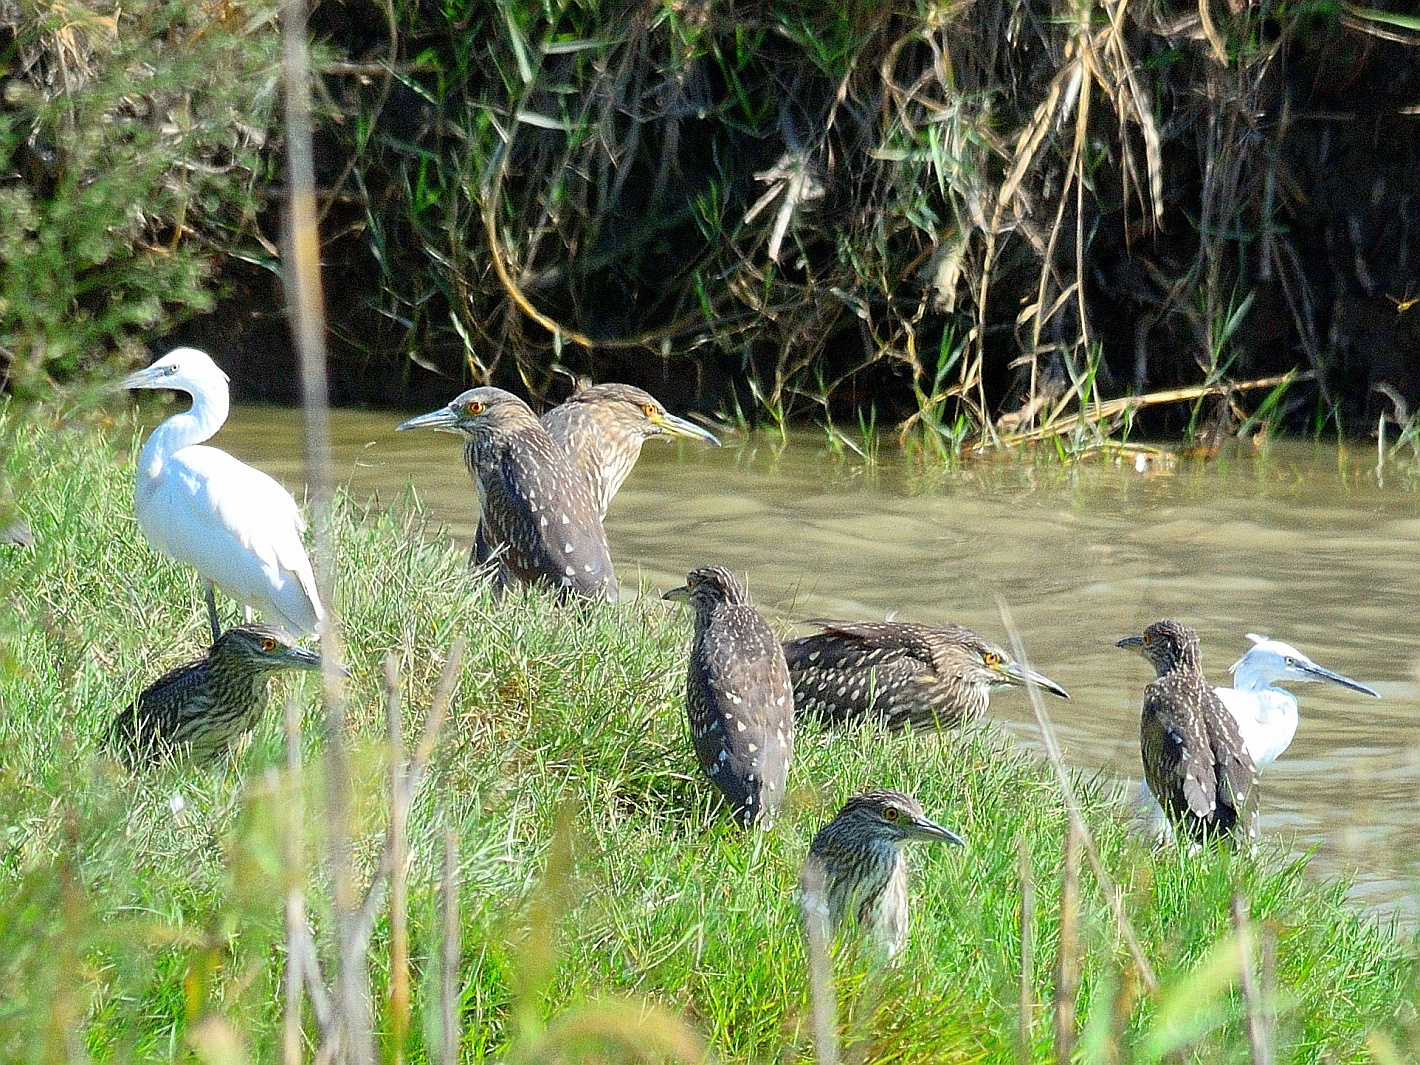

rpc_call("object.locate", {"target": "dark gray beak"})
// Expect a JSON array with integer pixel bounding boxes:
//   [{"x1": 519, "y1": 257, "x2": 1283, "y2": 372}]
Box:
[
  {"x1": 396, "y1": 406, "x2": 461, "y2": 434},
  {"x1": 907, "y1": 815, "x2": 966, "y2": 847},
  {"x1": 1300, "y1": 661, "x2": 1381, "y2": 698}
]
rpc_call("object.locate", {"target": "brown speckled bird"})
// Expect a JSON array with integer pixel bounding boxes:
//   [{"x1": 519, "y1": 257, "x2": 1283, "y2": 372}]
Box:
[
  {"x1": 109, "y1": 624, "x2": 323, "y2": 765},
  {"x1": 1117, "y1": 619, "x2": 1255, "y2": 841},
  {"x1": 543, "y1": 382, "x2": 721, "y2": 518},
  {"x1": 663, "y1": 566, "x2": 794, "y2": 827},
  {"x1": 472, "y1": 382, "x2": 719, "y2": 569},
  {"x1": 784, "y1": 620, "x2": 1069, "y2": 730},
  {"x1": 800, "y1": 789, "x2": 964, "y2": 960},
  {"x1": 398, "y1": 387, "x2": 617, "y2": 601}
]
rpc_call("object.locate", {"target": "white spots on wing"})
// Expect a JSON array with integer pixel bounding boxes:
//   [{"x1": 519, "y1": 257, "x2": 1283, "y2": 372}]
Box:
[
  {"x1": 564, "y1": 542, "x2": 575, "y2": 554},
  {"x1": 564, "y1": 565, "x2": 576, "y2": 577},
  {"x1": 746, "y1": 743, "x2": 758, "y2": 752},
  {"x1": 736, "y1": 719, "x2": 746, "y2": 732},
  {"x1": 560, "y1": 513, "x2": 570, "y2": 525},
  {"x1": 539, "y1": 515, "x2": 549, "y2": 528},
  {"x1": 807, "y1": 651, "x2": 820, "y2": 663},
  {"x1": 583, "y1": 564, "x2": 593, "y2": 572}
]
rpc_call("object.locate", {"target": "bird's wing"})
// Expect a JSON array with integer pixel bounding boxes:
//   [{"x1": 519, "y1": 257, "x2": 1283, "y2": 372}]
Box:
[
  {"x1": 1143, "y1": 678, "x2": 1217, "y2": 820},
  {"x1": 1202, "y1": 688, "x2": 1255, "y2": 812},
  {"x1": 485, "y1": 444, "x2": 616, "y2": 598},
  {"x1": 799, "y1": 620, "x2": 945, "y2": 658},
  {"x1": 697, "y1": 610, "x2": 794, "y2": 817},
  {"x1": 141, "y1": 447, "x2": 322, "y2": 633}
]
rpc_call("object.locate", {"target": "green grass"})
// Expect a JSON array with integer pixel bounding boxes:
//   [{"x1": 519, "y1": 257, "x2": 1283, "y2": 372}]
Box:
[{"x1": 1, "y1": 413, "x2": 1417, "y2": 1063}]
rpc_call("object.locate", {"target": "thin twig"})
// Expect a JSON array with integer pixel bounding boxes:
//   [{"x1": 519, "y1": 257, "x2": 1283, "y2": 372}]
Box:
[
  {"x1": 1233, "y1": 896, "x2": 1273, "y2": 1065},
  {"x1": 386, "y1": 656, "x2": 410, "y2": 1065},
  {"x1": 799, "y1": 859, "x2": 841, "y2": 1065},
  {"x1": 280, "y1": 0, "x2": 363, "y2": 1053},
  {"x1": 440, "y1": 829, "x2": 462, "y2": 1065},
  {"x1": 1017, "y1": 833, "x2": 1034, "y2": 1064},
  {"x1": 997, "y1": 597, "x2": 1160, "y2": 994},
  {"x1": 1054, "y1": 817, "x2": 1082, "y2": 1063},
  {"x1": 282, "y1": 697, "x2": 305, "y2": 1065}
]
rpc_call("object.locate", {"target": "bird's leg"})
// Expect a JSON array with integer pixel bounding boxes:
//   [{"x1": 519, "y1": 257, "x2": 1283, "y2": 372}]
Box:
[{"x1": 205, "y1": 581, "x2": 222, "y2": 644}]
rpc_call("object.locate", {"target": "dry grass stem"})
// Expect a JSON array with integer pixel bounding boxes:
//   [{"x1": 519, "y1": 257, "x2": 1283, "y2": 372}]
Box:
[
  {"x1": 1054, "y1": 817, "x2": 1082, "y2": 1063},
  {"x1": 440, "y1": 829, "x2": 462, "y2": 1065},
  {"x1": 1017, "y1": 833, "x2": 1034, "y2": 1063},
  {"x1": 997, "y1": 597, "x2": 1160, "y2": 994},
  {"x1": 799, "y1": 859, "x2": 841, "y2": 1065},
  {"x1": 1233, "y1": 896, "x2": 1273, "y2": 1065}
]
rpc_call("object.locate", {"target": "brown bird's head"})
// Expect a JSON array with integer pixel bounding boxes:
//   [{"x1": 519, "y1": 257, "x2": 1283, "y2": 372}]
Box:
[
  {"x1": 815, "y1": 789, "x2": 966, "y2": 850},
  {"x1": 396, "y1": 387, "x2": 541, "y2": 445},
  {"x1": 1116, "y1": 618, "x2": 1202, "y2": 676},
  {"x1": 561, "y1": 383, "x2": 721, "y2": 446},
  {"x1": 662, "y1": 565, "x2": 749, "y2": 612}
]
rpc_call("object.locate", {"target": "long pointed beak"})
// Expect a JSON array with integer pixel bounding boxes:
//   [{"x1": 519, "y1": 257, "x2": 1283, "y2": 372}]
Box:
[
  {"x1": 1300, "y1": 661, "x2": 1381, "y2": 698},
  {"x1": 283, "y1": 646, "x2": 325, "y2": 672},
  {"x1": 907, "y1": 815, "x2": 966, "y2": 846},
  {"x1": 121, "y1": 366, "x2": 165, "y2": 391},
  {"x1": 662, "y1": 585, "x2": 691, "y2": 603},
  {"x1": 998, "y1": 660, "x2": 1070, "y2": 699},
  {"x1": 1116, "y1": 635, "x2": 1145, "y2": 651},
  {"x1": 396, "y1": 406, "x2": 460, "y2": 434},
  {"x1": 651, "y1": 411, "x2": 721, "y2": 446}
]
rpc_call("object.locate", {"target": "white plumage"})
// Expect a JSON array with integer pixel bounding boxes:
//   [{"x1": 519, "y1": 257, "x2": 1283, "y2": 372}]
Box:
[{"x1": 124, "y1": 348, "x2": 324, "y2": 639}]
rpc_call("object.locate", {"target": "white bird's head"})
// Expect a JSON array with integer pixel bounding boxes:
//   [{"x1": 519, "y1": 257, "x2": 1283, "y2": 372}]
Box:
[
  {"x1": 122, "y1": 347, "x2": 230, "y2": 396},
  {"x1": 1230, "y1": 634, "x2": 1381, "y2": 698}
]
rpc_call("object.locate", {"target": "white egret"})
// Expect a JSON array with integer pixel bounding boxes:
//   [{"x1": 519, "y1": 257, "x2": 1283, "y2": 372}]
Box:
[
  {"x1": 1132, "y1": 632, "x2": 1380, "y2": 838},
  {"x1": 123, "y1": 348, "x2": 324, "y2": 641}
]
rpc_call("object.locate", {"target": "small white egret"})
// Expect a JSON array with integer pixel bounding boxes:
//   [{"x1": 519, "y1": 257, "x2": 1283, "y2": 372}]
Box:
[
  {"x1": 1132, "y1": 632, "x2": 1380, "y2": 839},
  {"x1": 123, "y1": 348, "x2": 324, "y2": 641}
]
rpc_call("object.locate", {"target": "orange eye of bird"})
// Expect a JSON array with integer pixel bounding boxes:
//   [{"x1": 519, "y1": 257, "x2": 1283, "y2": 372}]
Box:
[
  {"x1": 261, "y1": 638, "x2": 277, "y2": 652},
  {"x1": 465, "y1": 400, "x2": 485, "y2": 416},
  {"x1": 641, "y1": 402, "x2": 657, "y2": 418},
  {"x1": 883, "y1": 806, "x2": 901, "y2": 822},
  {"x1": 1142, "y1": 633, "x2": 1153, "y2": 646},
  {"x1": 982, "y1": 651, "x2": 1001, "y2": 666}
]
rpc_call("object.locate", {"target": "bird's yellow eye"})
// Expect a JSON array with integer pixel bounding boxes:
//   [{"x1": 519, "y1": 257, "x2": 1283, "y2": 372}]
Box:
[
  {"x1": 261, "y1": 638, "x2": 277, "y2": 652},
  {"x1": 982, "y1": 651, "x2": 1002, "y2": 666},
  {"x1": 641, "y1": 402, "x2": 657, "y2": 418},
  {"x1": 464, "y1": 400, "x2": 485, "y2": 416},
  {"x1": 883, "y1": 805, "x2": 901, "y2": 822}
]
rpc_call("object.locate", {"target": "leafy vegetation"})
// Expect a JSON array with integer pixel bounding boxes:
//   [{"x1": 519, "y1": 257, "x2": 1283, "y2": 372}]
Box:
[
  {"x1": 0, "y1": 0, "x2": 280, "y2": 401},
  {"x1": 1, "y1": 416, "x2": 1416, "y2": 1062}
]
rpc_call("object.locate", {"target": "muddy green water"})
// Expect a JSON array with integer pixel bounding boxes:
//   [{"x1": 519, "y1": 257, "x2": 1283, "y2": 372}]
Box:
[{"x1": 219, "y1": 406, "x2": 1420, "y2": 920}]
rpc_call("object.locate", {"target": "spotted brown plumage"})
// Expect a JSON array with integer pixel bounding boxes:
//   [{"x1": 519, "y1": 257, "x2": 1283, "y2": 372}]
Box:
[
  {"x1": 472, "y1": 382, "x2": 720, "y2": 569},
  {"x1": 398, "y1": 387, "x2": 617, "y2": 601},
  {"x1": 784, "y1": 620, "x2": 1069, "y2": 730},
  {"x1": 109, "y1": 624, "x2": 323, "y2": 765},
  {"x1": 1117, "y1": 619, "x2": 1255, "y2": 841},
  {"x1": 663, "y1": 566, "x2": 794, "y2": 827},
  {"x1": 800, "y1": 789, "x2": 964, "y2": 960}
]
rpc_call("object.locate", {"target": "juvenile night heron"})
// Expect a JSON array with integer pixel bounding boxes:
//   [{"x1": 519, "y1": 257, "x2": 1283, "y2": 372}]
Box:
[
  {"x1": 784, "y1": 620, "x2": 1069, "y2": 730},
  {"x1": 800, "y1": 789, "x2": 964, "y2": 960},
  {"x1": 663, "y1": 566, "x2": 793, "y2": 827},
  {"x1": 472, "y1": 381, "x2": 720, "y2": 568},
  {"x1": 1118, "y1": 619, "x2": 1255, "y2": 842},
  {"x1": 542, "y1": 382, "x2": 721, "y2": 517},
  {"x1": 398, "y1": 387, "x2": 617, "y2": 601},
  {"x1": 109, "y1": 624, "x2": 322, "y2": 765},
  {"x1": 1133, "y1": 633, "x2": 1380, "y2": 834},
  {"x1": 123, "y1": 348, "x2": 325, "y2": 642}
]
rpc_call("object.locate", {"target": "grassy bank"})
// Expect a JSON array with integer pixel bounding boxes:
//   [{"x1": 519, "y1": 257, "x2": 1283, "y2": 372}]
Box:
[{"x1": 1, "y1": 414, "x2": 1416, "y2": 1063}]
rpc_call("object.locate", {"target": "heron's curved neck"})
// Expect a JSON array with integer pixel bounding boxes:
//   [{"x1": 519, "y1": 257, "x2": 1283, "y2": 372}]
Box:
[{"x1": 138, "y1": 386, "x2": 228, "y2": 480}]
